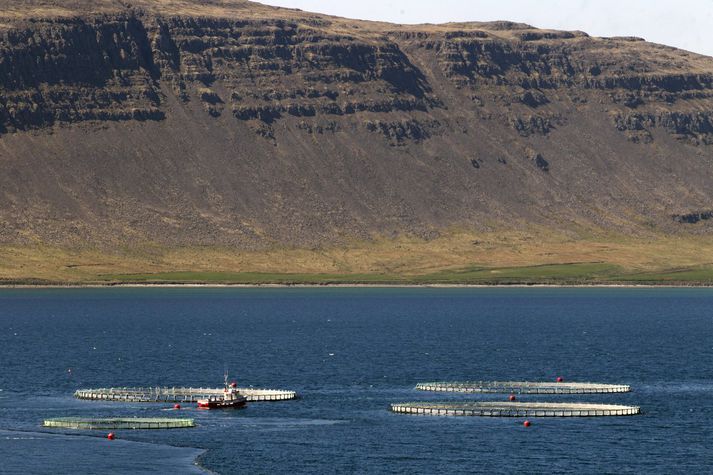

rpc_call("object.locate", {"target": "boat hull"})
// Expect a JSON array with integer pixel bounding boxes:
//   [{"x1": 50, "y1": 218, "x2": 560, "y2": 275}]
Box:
[{"x1": 196, "y1": 397, "x2": 247, "y2": 410}]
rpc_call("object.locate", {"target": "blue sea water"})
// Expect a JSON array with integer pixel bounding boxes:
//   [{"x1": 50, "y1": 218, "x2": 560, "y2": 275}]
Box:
[{"x1": 0, "y1": 287, "x2": 712, "y2": 474}]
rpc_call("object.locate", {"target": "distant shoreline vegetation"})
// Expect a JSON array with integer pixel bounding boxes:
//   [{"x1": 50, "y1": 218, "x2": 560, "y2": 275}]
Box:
[
  {"x1": 3, "y1": 262, "x2": 713, "y2": 287},
  {"x1": 3, "y1": 232, "x2": 713, "y2": 287}
]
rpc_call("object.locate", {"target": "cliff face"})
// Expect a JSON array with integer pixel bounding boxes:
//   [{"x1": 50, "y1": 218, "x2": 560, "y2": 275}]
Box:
[{"x1": 1, "y1": 0, "x2": 713, "y2": 249}]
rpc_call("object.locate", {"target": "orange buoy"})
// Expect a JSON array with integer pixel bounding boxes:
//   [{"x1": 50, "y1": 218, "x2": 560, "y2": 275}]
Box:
[
  {"x1": 556, "y1": 376, "x2": 564, "y2": 383},
  {"x1": 107, "y1": 432, "x2": 115, "y2": 440},
  {"x1": 508, "y1": 394, "x2": 516, "y2": 401},
  {"x1": 523, "y1": 420, "x2": 531, "y2": 427},
  {"x1": 174, "y1": 404, "x2": 181, "y2": 410}
]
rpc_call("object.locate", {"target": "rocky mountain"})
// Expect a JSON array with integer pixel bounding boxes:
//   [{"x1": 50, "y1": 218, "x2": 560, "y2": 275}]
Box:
[{"x1": 1, "y1": 0, "x2": 712, "y2": 268}]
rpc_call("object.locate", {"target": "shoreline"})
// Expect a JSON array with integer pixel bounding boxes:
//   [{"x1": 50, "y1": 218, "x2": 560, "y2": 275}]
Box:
[{"x1": 1, "y1": 282, "x2": 713, "y2": 289}]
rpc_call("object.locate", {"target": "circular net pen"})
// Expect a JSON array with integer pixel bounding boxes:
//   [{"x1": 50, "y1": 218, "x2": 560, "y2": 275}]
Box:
[
  {"x1": 416, "y1": 381, "x2": 631, "y2": 394},
  {"x1": 43, "y1": 417, "x2": 195, "y2": 430},
  {"x1": 391, "y1": 402, "x2": 640, "y2": 417},
  {"x1": 74, "y1": 387, "x2": 298, "y2": 403}
]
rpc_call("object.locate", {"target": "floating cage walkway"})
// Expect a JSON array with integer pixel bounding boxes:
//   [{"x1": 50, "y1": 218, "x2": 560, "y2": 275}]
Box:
[
  {"x1": 416, "y1": 381, "x2": 631, "y2": 394},
  {"x1": 391, "y1": 402, "x2": 640, "y2": 417},
  {"x1": 74, "y1": 387, "x2": 297, "y2": 403},
  {"x1": 43, "y1": 417, "x2": 195, "y2": 430}
]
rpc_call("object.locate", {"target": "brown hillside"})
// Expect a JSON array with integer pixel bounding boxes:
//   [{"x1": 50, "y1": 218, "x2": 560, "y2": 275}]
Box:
[{"x1": 1, "y1": 0, "x2": 713, "y2": 281}]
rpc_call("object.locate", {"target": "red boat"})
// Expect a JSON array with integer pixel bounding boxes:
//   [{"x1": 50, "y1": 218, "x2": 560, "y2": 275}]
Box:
[{"x1": 197, "y1": 373, "x2": 248, "y2": 410}]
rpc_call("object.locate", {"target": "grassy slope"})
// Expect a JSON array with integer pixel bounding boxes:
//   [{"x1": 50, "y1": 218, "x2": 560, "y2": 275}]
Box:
[
  {"x1": 98, "y1": 263, "x2": 621, "y2": 284},
  {"x1": 97, "y1": 264, "x2": 713, "y2": 285},
  {"x1": 2, "y1": 229, "x2": 713, "y2": 285}
]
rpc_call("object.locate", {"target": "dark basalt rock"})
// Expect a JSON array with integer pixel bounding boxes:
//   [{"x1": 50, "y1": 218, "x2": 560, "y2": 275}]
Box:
[
  {"x1": 0, "y1": 13, "x2": 438, "y2": 135},
  {"x1": 527, "y1": 150, "x2": 550, "y2": 172},
  {"x1": 1, "y1": 9, "x2": 712, "y2": 147},
  {"x1": 510, "y1": 114, "x2": 561, "y2": 136},
  {"x1": 535, "y1": 155, "x2": 550, "y2": 172},
  {"x1": 0, "y1": 15, "x2": 164, "y2": 131},
  {"x1": 674, "y1": 211, "x2": 713, "y2": 224},
  {"x1": 233, "y1": 105, "x2": 283, "y2": 123},
  {"x1": 614, "y1": 111, "x2": 713, "y2": 144},
  {"x1": 520, "y1": 90, "x2": 549, "y2": 108},
  {"x1": 364, "y1": 119, "x2": 441, "y2": 146},
  {"x1": 517, "y1": 31, "x2": 581, "y2": 41},
  {"x1": 199, "y1": 89, "x2": 223, "y2": 105},
  {"x1": 659, "y1": 112, "x2": 713, "y2": 142},
  {"x1": 612, "y1": 93, "x2": 644, "y2": 108},
  {"x1": 297, "y1": 120, "x2": 340, "y2": 134}
]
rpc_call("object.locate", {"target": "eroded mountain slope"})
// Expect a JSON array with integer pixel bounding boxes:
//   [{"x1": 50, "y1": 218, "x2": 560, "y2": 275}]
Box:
[{"x1": 1, "y1": 0, "x2": 712, "y2": 256}]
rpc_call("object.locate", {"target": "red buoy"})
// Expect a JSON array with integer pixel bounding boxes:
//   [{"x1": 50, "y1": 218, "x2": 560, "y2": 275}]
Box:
[
  {"x1": 508, "y1": 394, "x2": 516, "y2": 401},
  {"x1": 107, "y1": 432, "x2": 115, "y2": 440},
  {"x1": 556, "y1": 376, "x2": 564, "y2": 383},
  {"x1": 174, "y1": 404, "x2": 181, "y2": 410},
  {"x1": 523, "y1": 420, "x2": 531, "y2": 427},
  {"x1": 230, "y1": 382, "x2": 237, "y2": 388}
]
